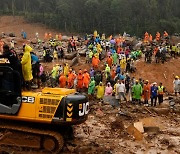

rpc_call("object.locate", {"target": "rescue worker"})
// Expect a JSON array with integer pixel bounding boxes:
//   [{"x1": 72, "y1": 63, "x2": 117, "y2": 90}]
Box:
[
  {"x1": 173, "y1": 76, "x2": 180, "y2": 96},
  {"x1": 105, "y1": 82, "x2": 113, "y2": 96},
  {"x1": 143, "y1": 80, "x2": 151, "y2": 106},
  {"x1": 67, "y1": 69, "x2": 76, "y2": 89},
  {"x1": 112, "y1": 52, "x2": 118, "y2": 65},
  {"x1": 88, "y1": 77, "x2": 96, "y2": 99},
  {"x1": 21, "y1": 45, "x2": 33, "y2": 90},
  {"x1": 0, "y1": 44, "x2": 22, "y2": 77},
  {"x1": 150, "y1": 82, "x2": 158, "y2": 106},
  {"x1": 92, "y1": 55, "x2": 100, "y2": 69},
  {"x1": 95, "y1": 82, "x2": 105, "y2": 100},
  {"x1": 120, "y1": 58, "x2": 126, "y2": 73},
  {"x1": 132, "y1": 80, "x2": 142, "y2": 105},
  {"x1": 158, "y1": 82, "x2": 165, "y2": 104},
  {"x1": 105, "y1": 64, "x2": 110, "y2": 79},
  {"x1": 77, "y1": 70, "x2": 84, "y2": 92},
  {"x1": 107, "y1": 55, "x2": 113, "y2": 67},
  {"x1": 83, "y1": 69, "x2": 90, "y2": 90},
  {"x1": 64, "y1": 63, "x2": 69, "y2": 77},
  {"x1": 59, "y1": 73, "x2": 67, "y2": 88}
]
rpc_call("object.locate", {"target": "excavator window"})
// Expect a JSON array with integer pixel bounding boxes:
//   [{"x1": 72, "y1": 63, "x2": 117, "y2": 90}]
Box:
[{"x1": 0, "y1": 66, "x2": 22, "y2": 114}]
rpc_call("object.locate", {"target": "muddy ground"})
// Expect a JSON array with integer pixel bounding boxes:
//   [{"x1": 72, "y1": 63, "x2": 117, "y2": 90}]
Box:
[{"x1": 0, "y1": 16, "x2": 180, "y2": 154}]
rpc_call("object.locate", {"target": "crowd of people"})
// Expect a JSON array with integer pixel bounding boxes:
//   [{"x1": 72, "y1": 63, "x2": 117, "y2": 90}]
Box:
[{"x1": 0, "y1": 30, "x2": 179, "y2": 108}]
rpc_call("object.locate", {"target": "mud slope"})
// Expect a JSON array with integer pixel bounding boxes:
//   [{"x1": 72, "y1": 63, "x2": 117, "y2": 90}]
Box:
[{"x1": 0, "y1": 16, "x2": 59, "y2": 39}]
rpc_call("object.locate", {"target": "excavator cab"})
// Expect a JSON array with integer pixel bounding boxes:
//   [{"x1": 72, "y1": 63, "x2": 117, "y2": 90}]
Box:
[{"x1": 0, "y1": 65, "x2": 22, "y2": 114}]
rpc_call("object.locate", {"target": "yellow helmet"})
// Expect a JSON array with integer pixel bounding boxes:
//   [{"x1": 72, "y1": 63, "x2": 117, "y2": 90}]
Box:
[{"x1": 175, "y1": 76, "x2": 179, "y2": 79}]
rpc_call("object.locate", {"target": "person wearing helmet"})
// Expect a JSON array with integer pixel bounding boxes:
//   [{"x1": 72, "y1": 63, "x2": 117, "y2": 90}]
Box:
[
  {"x1": 143, "y1": 80, "x2": 151, "y2": 106},
  {"x1": 83, "y1": 69, "x2": 90, "y2": 91},
  {"x1": 59, "y1": 73, "x2": 67, "y2": 88},
  {"x1": 173, "y1": 76, "x2": 180, "y2": 96},
  {"x1": 77, "y1": 70, "x2": 84, "y2": 92},
  {"x1": 67, "y1": 69, "x2": 76, "y2": 89}
]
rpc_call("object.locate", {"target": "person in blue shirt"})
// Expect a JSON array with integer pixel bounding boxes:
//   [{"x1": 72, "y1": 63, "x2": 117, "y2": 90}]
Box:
[{"x1": 151, "y1": 82, "x2": 158, "y2": 106}]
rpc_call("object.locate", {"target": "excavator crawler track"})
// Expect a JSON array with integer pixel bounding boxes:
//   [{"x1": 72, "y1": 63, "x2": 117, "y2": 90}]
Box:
[{"x1": 0, "y1": 120, "x2": 64, "y2": 154}]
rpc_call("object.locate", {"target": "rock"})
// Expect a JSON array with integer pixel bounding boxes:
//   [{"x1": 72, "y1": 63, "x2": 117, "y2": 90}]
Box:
[
  {"x1": 134, "y1": 122, "x2": 144, "y2": 133},
  {"x1": 152, "y1": 108, "x2": 170, "y2": 115},
  {"x1": 70, "y1": 57, "x2": 78, "y2": 67},
  {"x1": 64, "y1": 51, "x2": 77, "y2": 60},
  {"x1": 139, "y1": 117, "x2": 157, "y2": 127},
  {"x1": 144, "y1": 126, "x2": 160, "y2": 133},
  {"x1": 79, "y1": 49, "x2": 87, "y2": 56},
  {"x1": 127, "y1": 125, "x2": 143, "y2": 141},
  {"x1": 31, "y1": 38, "x2": 37, "y2": 44},
  {"x1": 9, "y1": 33, "x2": 15, "y2": 37}
]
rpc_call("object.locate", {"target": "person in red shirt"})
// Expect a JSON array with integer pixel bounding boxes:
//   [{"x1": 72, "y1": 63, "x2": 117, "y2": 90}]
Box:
[
  {"x1": 107, "y1": 55, "x2": 113, "y2": 67},
  {"x1": 59, "y1": 73, "x2": 67, "y2": 88}
]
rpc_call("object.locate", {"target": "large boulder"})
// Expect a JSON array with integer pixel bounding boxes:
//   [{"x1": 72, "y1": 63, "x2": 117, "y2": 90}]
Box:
[{"x1": 64, "y1": 51, "x2": 77, "y2": 60}]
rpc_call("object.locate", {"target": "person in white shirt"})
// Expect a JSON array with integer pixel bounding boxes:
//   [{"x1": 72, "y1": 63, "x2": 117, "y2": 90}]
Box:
[
  {"x1": 117, "y1": 80, "x2": 127, "y2": 103},
  {"x1": 173, "y1": 76, "x2": 180, "y2": 96}
]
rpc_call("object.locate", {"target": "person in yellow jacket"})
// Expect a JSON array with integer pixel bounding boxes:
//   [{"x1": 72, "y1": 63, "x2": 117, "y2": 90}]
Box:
[
  {"x1": 21, "y1": 45, "x2": 33, "y2": 90},
  {"x1": 120, "y1": 58, "x2": 126, "y2": 72},
  {"x1": 64, "y1": 63, "x2": 69, "y2": 77},
  {"x1": 95, "y1": 82, "x2": 105, "y2": 100}
]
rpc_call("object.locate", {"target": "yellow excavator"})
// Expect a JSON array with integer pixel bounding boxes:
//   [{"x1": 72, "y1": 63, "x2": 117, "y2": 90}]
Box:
[{"x1": 0, "y1": 59, "x2": 89, "y2": 153}]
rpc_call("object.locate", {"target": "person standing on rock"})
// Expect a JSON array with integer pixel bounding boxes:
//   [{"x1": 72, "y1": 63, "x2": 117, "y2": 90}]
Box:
[{"x1": 132, "y1": 80, "x2": 142, "y2": 105}]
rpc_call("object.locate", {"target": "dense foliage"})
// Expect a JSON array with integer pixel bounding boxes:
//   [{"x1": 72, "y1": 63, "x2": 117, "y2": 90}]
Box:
[{"x1": 0, "y1": 0, "x2": 179, "y2": 36}]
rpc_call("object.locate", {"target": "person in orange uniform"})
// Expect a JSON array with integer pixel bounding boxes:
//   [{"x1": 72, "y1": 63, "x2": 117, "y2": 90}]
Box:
[
  {"x1": 77, "y1": 70, "x2": 84, "y2": 92},
  {"x1": 164, "y1": 31, "x2": 168, "y2": 38},
  {"x1": 107, "y1": 55, "x2": 113, "y2": 67},
  {"x1": 111, "y1": 68, "x2": 116, "y2": 80},
  {"x1": 67, "y1": 69, "x2": 76, "y2": 88},
  {"x1": 92, "y1": 55, "x2": 100, "y2": 69},
  {"x1": 144, "y1": 32, "x2": 149, "y2": 43},
  {"x1": 59, "y1": 73, "x2": 67, "y2": 88},
  {"x1": 156, "y1": 32, "x2": 160, "y2": 41},
  {"x1": 143, "y1": 80, "x2": 151, "y2": 106},
  {"x1": 149, "y1": 34, "x2": 153, "y2": 42},
  {"x1": 83, "y1": 69, "x2": 90, "y2": 90}
]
